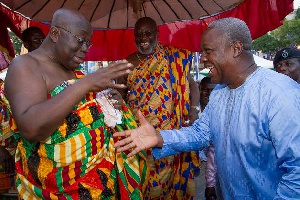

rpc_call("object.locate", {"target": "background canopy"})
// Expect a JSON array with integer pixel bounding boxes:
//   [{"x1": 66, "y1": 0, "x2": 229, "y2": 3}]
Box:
[{"x1": 0, "y1": 0, "x2": 294, "y2": 61}]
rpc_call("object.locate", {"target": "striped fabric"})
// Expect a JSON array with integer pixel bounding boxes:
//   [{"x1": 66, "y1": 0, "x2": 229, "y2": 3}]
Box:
[
  {"x1": 0, "y1": 80, "x2": 17, "y2": 194},
  {"x1": 12, "y1": 69, "x2": 148, "y2": 199},
  {"x1": 127, "y1": 43, "x2": 200, "y2": 199}
]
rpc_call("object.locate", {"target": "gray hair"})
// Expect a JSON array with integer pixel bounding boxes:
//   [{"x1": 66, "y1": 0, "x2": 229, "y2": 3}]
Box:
[{"x1": 208, "y1": 18, "x2": 252, "y2": 51}]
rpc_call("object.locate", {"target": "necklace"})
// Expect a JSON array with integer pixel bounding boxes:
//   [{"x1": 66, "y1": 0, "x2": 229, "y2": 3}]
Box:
[{"x1": 136, "y1": 53, "x2": 147, "y2": 62}]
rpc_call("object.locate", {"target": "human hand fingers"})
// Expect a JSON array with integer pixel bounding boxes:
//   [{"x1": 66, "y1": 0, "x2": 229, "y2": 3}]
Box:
[
  {"x1": 114, "y1": 116, "x2": 158, "y2": 149},
  {"x1": 108, "y1": 89, "x2": 123, "y2": 110},
  {"x1": 113, "y1": 129, "x2": 131, "y2": 138},
  {"x1": 114, "y1": 129, "x2": 145, "y2": 156},
  {"x1": 89, "y1": 60, "x2": 133, "y2": 90}
]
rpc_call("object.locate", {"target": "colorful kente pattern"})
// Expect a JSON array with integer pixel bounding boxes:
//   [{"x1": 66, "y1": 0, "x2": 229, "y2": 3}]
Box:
[
  {"x1": 11, "y1": 69, "x2": 148, "y2": 199},
  {"x1": 0, "y1": 80, "x2": 16, "y2": 150},
  {"x1": 127, "y1": 43, "x2": 200, "y2": 199},
  {"x1": 0, "y1": 80, "x2": 17, "y2": 194}
]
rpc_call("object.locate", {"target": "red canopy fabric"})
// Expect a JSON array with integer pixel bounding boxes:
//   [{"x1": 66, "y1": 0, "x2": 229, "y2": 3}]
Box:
[{"x1": 0, "y1": 0, "x2": 294, "y2": 61}]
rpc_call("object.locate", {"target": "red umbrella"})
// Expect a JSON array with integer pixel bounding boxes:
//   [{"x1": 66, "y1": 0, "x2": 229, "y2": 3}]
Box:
[
  {"x1": 0, "y1": 0, "x2": 250, "y2": 29},
  {"x1": 0, "y1": 0, "x2": 294, "y2": 61}
]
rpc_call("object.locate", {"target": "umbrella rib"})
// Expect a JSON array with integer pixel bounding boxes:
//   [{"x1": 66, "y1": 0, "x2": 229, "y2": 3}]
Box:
[
  {"x1": 148, "y1": 0, "x2": 165, "y2": 23},
  {"x1": 31, "y1": 0, "x2": 51, "y2": 19},
  {"x1": 212, "y1": 0, "x2": 224, "y2": 10},
  {"x1": 161, "y1": 0, "x2": 180, "y2": 20},
  {"x1": 195, "y1": 0, "x2": 209, "y2": 15},
  {"x1": 15, "y1": 0, "x2": 32, "y2": 10},
  {"x1": 78, "y1": 0, "x2": 86, "y2": 10},
  {"x1": 177, "y1": 0, "x2": 192, "y2": 18},
  {"x1": 127, "y1": 0, "x2": 129, "y2": 28},
  {"x1": 107, "y1": 0, "x2": 117, "y2": 29},
  {"x1": 89, "y1": 0, "x2": 102, "y2": 22},
  {"x1": 61, "y1": 0, "x2": 67, "y2": 7}
]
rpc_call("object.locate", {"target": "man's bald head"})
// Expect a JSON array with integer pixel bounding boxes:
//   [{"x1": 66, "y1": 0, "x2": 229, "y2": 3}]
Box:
[
  {"x1": 135, "y1": 17, "x2": 157, "y2": 31},
  {"x1": 51, "y1": 8, "x2": 91, "y2": 31}
]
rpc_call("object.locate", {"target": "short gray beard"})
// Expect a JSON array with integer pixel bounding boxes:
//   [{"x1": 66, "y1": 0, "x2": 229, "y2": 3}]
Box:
[{"x1": 137, "y1": 41, "x2": 157, "y2": 55}]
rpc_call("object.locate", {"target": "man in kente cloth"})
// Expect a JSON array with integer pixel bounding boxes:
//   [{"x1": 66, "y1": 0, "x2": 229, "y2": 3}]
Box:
[
  {"x1": 5, "y1": 8, "x2": 148, "y2": 199},
  {"x1": 118, "y1": 17, "x2": 200, "y2": 199}
]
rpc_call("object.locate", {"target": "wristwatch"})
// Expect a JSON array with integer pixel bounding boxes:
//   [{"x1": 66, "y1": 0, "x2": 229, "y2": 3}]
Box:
[{"x1": 191, "y1": 105, "x2": 200, "y2": 112}]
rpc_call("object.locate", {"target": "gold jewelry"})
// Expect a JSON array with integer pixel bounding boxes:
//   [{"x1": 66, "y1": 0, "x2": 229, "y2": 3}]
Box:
[{"x1": 136, "y1": 53, "x2": 147, "y2": 62}]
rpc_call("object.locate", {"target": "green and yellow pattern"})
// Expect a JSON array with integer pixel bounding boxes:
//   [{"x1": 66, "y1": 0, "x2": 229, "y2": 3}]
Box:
[{"x1": 12, "y1": 69, "x2": 148, "y2": 199}]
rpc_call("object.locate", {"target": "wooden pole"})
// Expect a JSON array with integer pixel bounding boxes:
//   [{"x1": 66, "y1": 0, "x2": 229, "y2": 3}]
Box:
[{"x1": 132, "y1": 0, "x2": 142, "y2": 19}]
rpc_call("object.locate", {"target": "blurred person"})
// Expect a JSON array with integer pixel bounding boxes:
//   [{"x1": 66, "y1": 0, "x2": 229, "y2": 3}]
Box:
[
  {"x1": 114, "y1": 17, "x2": 300, "y2": 199},
  {"x1": 273, "y1": 47, "x2": 300, "y2": 83},
  {"x1": 197, "y1": 77, "x2": 221, "y2": 200},
  {"x1": 22, "y1": 26, "x2": 45, "y2": 52},
  {"x1": 117, "y1": 17, "x2": 200, "y2": 199},
  {"x1": 5, "y1": 8, "x2": 148, "y2": 199}
]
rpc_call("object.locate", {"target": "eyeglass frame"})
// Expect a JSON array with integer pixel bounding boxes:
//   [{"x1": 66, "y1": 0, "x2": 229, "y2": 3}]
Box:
[
  {"x1": 53, "y1": 25, "x2": 93, "y2": 49},
  {"x1": 134, "y1": 30, "x2": 158, "y2": 38}
]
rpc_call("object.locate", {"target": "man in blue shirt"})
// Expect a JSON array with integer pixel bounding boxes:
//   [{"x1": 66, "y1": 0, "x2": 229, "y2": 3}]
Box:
[{"x1": 114, "y1": 17, "x2": 300, "y2": 199}]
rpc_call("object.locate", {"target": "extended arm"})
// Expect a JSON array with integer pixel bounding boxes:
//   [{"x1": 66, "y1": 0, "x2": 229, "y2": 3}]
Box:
[
  {"x1": 5, "y1": 57, "x2": 133, "y2": 142},
  {"x1": 114, "y1": 110, "x2": 211, "y2": 158}
]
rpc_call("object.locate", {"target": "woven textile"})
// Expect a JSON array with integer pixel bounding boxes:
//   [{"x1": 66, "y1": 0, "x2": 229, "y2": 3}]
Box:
[
  {"x1": 0, "y1": 80, "x2": 17, "y2": 193},
  {"x1": 127, "y1": 43, "x2": 200, "y2": 199},
  {"x1": 11, "y1": 69, "x2": 148, "y2": 199}
]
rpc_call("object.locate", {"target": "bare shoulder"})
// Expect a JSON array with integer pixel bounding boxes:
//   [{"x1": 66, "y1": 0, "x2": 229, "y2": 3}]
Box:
[
  {"x1": 5, "y1": 53, "x2": 45, "y2": 94},
  {"x1": 7, "y1": 53, "x2": 40, "y2": 76}
]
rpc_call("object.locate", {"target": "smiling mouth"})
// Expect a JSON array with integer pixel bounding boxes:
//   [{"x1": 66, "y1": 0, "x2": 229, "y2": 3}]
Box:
[{"x1": 140, "y1": 42, "x2": 150, "y2": 49}]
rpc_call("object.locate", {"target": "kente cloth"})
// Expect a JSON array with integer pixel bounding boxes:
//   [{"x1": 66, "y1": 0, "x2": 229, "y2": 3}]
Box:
[
  {"x1": 0, "y1": 80, "x2": 16, "y2": 151},
  {"x1": 11, "y1": 69, "x2": 148, "y2": 200},
  {"x1": 154, "y1": 67, "x2": 300, "y2": 199},
  {"x1": 0, "y1": 80, "x2": 17, "y2": 192},
  {"x1": 127, "y1": 43, "x2": 200, "y2": 199}
]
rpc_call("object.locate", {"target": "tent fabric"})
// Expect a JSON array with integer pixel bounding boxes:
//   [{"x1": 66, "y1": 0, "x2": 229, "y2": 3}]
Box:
[
  {"x1": 0, "y1": 0, "x2": 294, "y2": 61},
  {"x1": 0, "y1": 0, "x2": 246, "y2": 29},
  {"x1": 86, "y1": 0, "x2": 293, "y2": 61}
]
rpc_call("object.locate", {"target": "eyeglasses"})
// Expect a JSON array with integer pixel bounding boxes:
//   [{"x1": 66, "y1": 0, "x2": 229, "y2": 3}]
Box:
[
  {"x1": 134, "y1": 30, "x2": 157, "y2": 38},
  {"x1": 54, "y1": 25, "x2": 93, "y2": 49},
  {"x1": 32, "y1": 39, "x2": 44, "y2": 44}
]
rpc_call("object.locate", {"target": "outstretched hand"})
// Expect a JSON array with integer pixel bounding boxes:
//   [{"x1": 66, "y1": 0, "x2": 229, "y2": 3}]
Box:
[{"x1": 113, "y1": 110, "x2": 162, "y2": 157}]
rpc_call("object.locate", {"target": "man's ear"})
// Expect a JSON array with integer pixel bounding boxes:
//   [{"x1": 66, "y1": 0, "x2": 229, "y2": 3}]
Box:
[
  {"x1": 232, "y1": 41, "x2": 243, "y2": 58},
  {"x1": 49, "y1": 26, "x2": 59, "y2": 42}
]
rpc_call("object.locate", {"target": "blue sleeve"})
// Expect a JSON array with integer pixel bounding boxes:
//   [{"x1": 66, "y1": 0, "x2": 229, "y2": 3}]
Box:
[
  {"x1": 270, "y1": 88, "x2": 300, "y2": 199},
  {"x1": 153, "y1": 116, "x2": 211, "y2": 159}
]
